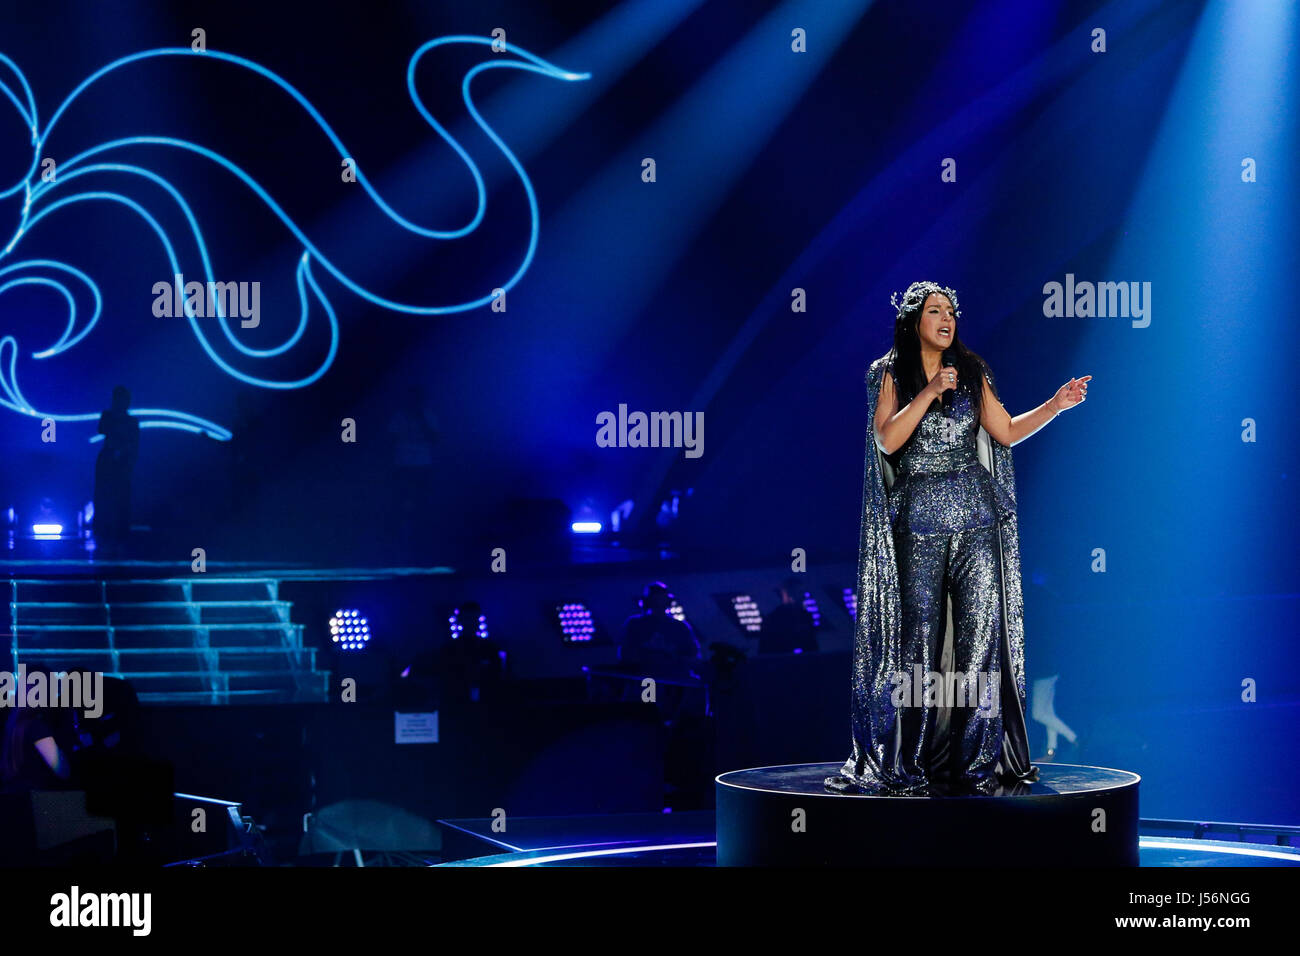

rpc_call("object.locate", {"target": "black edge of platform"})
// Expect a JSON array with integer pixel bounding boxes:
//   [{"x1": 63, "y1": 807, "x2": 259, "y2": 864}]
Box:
[{"x1": 716, "y1": 762, "x2": 1140, "y2": 867}]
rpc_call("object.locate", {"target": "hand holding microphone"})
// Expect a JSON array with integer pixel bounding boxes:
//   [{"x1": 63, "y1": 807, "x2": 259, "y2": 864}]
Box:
[{"x1": 938, "y1": 349, "x2": 957, "y2": 416}]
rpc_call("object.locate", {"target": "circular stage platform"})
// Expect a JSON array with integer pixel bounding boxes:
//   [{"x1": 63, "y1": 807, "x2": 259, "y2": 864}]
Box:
[{"x1": 716, "y1": 762, "x2": 1139, "y2": 866}]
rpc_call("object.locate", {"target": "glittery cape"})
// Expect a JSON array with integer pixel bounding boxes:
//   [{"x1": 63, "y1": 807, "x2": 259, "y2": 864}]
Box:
[{"x1": 830, "y1": 351, "x2": 1034, "y2": 791}]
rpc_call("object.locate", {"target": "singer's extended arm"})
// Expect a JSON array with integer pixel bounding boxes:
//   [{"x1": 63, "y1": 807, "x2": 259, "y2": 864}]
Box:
[{"x1": 980, "y1": 374, "x2": 1057, "y2": 447}]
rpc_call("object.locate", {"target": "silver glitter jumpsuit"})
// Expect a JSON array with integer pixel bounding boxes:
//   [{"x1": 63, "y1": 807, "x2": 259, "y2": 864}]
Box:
[{"x1": 886, "y1": 374, "x2": 1014, "y2": 791}]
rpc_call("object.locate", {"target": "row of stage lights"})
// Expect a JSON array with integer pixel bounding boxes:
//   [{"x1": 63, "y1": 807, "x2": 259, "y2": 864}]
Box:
[
  {"x1": 328, "y1": 605, "x2": 494, "y2": 653},
  {"x1": 327, "y1": 586, "x2": 854, "y2": 652},
  {"x1": 726, "y1": 590, "x2": 824, "y2": 633},
  {"x1": 570, "y1": 490, "x2": 691, "y2": 538},
  {"x1": 558, "y1": 586, "x2": 849, "y2": 645}
]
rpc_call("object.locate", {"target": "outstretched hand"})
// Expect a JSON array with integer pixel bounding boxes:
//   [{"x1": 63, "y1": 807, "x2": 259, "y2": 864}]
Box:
[{"x1": 1051, "y1": 375, "x2": 1091, "y2": 413}]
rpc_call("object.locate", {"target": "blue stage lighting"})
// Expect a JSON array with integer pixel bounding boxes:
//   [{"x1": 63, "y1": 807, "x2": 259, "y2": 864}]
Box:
[
  {"x1": 0, "y1": 37, "x2": 589, "y2": 441},
  {"x1": 571, "y1": 521, "x2": 602, "y2": 534},
  {"x1": 329, "y1": 608, "x2": 371, "y2": 650},
  {"x1": 712, "y1": 593, "x2": 761, "y2": 634},
  {"x1": 555, "y1": 603, "x2": 595, "y2": 642},
  {"x1": 799, "y1": 591, "x2": 822, "y2": 628},
  {"x1": 839, "y1": 586, "x2": 857, "y2": 619},
  {"x1": 450, "y1": 607, "x2": 489, "y2": 640},
  {"x1": 609, "y1": 499, "x2": 633, "y2": 533}
]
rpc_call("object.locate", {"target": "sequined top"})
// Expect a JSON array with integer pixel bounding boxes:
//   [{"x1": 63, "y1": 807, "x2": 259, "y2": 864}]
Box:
[{"x1": 885, "y1": 374, "x2": 1012, "y2": 535}]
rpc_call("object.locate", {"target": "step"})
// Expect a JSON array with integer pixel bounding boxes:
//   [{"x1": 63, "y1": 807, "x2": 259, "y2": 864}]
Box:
[
  {"x1": 17, "y1": 647, "x2": 320, "y2": 680},
  {"x1": 13, "y1": 622, "x2": 301, "y2": 636},
  {"x1": 12, "y1": 600, "x2": 290, "y2": 610},
  {"x1": 12, "y1": 578, "x2": 280, "y2": 603},
  {"x1": 10, "y1": 577, "x2": 278, "y2": 586},
  {"x1": 10, "y1": 604, "x2": 109, "y2": 626},
  {"x1": 12, "y1": 607, "x2": 293, "y2": 630},
  {"x1": 210, "y1": 649, "x2": 318, "y2": 671},
  {"x1": 18, "y1": 650, "x2": 205, "y2": 672},
  {"x1": 104, "y1": 579, "x2": 274, "y2": 597},
  {"x1": 17, "y1": 644, "x2": 314, "y2": 656},
  {"x1": 136, "y1": 687, "x2": 321, "y2": 704},
  {"x1": 16, "y1": 626, "x2": 302, "y2": 654},
  {"x1": 14, "y1": 627, "x2": 302, "y2": 652},
  {"x1": 109, "y1": 670, "x2": 324, "y2": 690},
  {"x1": 5, "y1": 575, "x2": 332, "y2": 705},
  {"x1": 228, "y1": 670, "x2": 331, "y2": 695},
  {"x1": 12, "y1": 632, "x2": 299, "y2": 653},
  {"x1": 106, "y1": 673, "x2": 217, "y2": 694},
  {"x1": 6, "y1": 627, "x2": 116, "y2": 649}
]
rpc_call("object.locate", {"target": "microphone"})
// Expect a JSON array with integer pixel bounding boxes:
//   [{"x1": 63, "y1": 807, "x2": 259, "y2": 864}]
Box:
[{"x1": 941, "y1": 348, "x2": 956, "y2": 417}]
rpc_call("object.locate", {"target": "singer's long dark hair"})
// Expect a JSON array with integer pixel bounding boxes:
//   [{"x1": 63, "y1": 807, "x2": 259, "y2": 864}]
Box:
[{"x1": 886, "y1": 281, "x2": 992, "y2": 424}]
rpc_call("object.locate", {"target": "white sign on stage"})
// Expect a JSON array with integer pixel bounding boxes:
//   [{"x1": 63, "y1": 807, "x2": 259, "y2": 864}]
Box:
[{"x1": 394, "y1": 711, "x2": 439, "y2": 744}]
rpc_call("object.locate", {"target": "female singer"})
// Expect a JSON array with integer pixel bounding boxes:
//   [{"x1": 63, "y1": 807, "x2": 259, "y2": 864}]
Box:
[{"x1": 826, "y1": 281, "x2": 1089, "y2": 795}]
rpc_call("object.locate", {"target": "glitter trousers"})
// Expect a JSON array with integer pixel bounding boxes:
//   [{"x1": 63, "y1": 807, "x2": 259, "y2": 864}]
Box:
[{"x1": 893, "y1": 523, "x2": 1005, "y2": 792}]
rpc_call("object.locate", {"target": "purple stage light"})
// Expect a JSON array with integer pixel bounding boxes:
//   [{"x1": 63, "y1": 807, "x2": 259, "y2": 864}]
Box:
[
  {"x1": 556, "y1": 602, "x2": 596, "y2": 642},
  {"x1": 450, "y1": 607, "x2": 489, "y2": 640}
]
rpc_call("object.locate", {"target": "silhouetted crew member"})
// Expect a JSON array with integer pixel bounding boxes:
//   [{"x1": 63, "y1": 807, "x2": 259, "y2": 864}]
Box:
[
  {"x1": 618, "y1": 582, "x2": 701, "y2": 679},
  {"x1": 439, "y1": 602, "x2": 505, "y2": 703},
  {"x1": 94, "y1": 385, "x2": 140, "y2": 555},
  {"x1": 759, "y1": 578, "x2": 819, "y2": 654},
  {"x1": 1, "y1": 681, "x2": 73, "y2": 792}
]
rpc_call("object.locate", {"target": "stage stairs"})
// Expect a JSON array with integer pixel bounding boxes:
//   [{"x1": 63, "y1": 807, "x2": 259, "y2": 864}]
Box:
[{"x1": 7, "y1": 577, "x2": 331, "y2": 704}]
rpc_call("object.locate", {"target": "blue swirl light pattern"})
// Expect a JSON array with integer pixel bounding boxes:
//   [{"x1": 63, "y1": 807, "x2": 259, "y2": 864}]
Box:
[{"x1": 0, "y1": 38, "x2": 590, "y2": 440}]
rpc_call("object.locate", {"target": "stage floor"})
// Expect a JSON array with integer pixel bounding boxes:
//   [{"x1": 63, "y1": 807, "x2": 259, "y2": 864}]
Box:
[{"x1": 435, "y1": 803, "x2": 1300, "y2": 867}]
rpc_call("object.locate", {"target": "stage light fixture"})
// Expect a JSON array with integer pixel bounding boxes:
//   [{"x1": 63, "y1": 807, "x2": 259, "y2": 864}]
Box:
[
  {"x1": 555, "y1": 603, "x2": 596, "y2": 643},
  {"x1": 450, "y1": 607, "x2": 489, "y2": 640},
  {"x1": 713, "y1": 593, "x2": 762, "y2": 634},
  {"x1": 329, "y1": 608, "x2": 371, "y2": 650},
  {"x1": 838, "y1": 586, "x2": 857, "y2": 619},
  {"x1": 800, "y1": 591, "x2": 822, "y2": 628},
  {"x1": 609, "y1": 499, "x2": 633, "y2": 533}
]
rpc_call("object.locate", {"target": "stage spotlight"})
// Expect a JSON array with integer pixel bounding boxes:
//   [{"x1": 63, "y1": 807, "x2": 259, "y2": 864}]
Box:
[
  {"x1": 836, "y1": 586, "x2": 857, "y2": 619},
  {"x1": 329, "y1": 608, "x2": 371, "y2": 651},
  {"x1": 799, "y1": 591, "x2": 822, "y2": 628},
  {"x1": 609, "y1": 499, "x2": 633, "y2": 533},
  {"x1": 32, "y1": 523, "x2": 63, "y2": 537},
  {"x1": 449, "y1": 606, "x2": 489, "y2": 640},
  {"x1": 654, "y1": 489, "x2": 690, "y2": 530},
  {"x1": 668, "y1": 598, "x2": 686, "y2": 623},
  {"x1": 713, "y1": 593, "x2": 762, "y2": 634},
  {"x1": 554, "y1": 602, "x2": 596, "y2": 643},
  {"x1": 571, "y1": 521, "x2": 602, "y2": 534}
]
